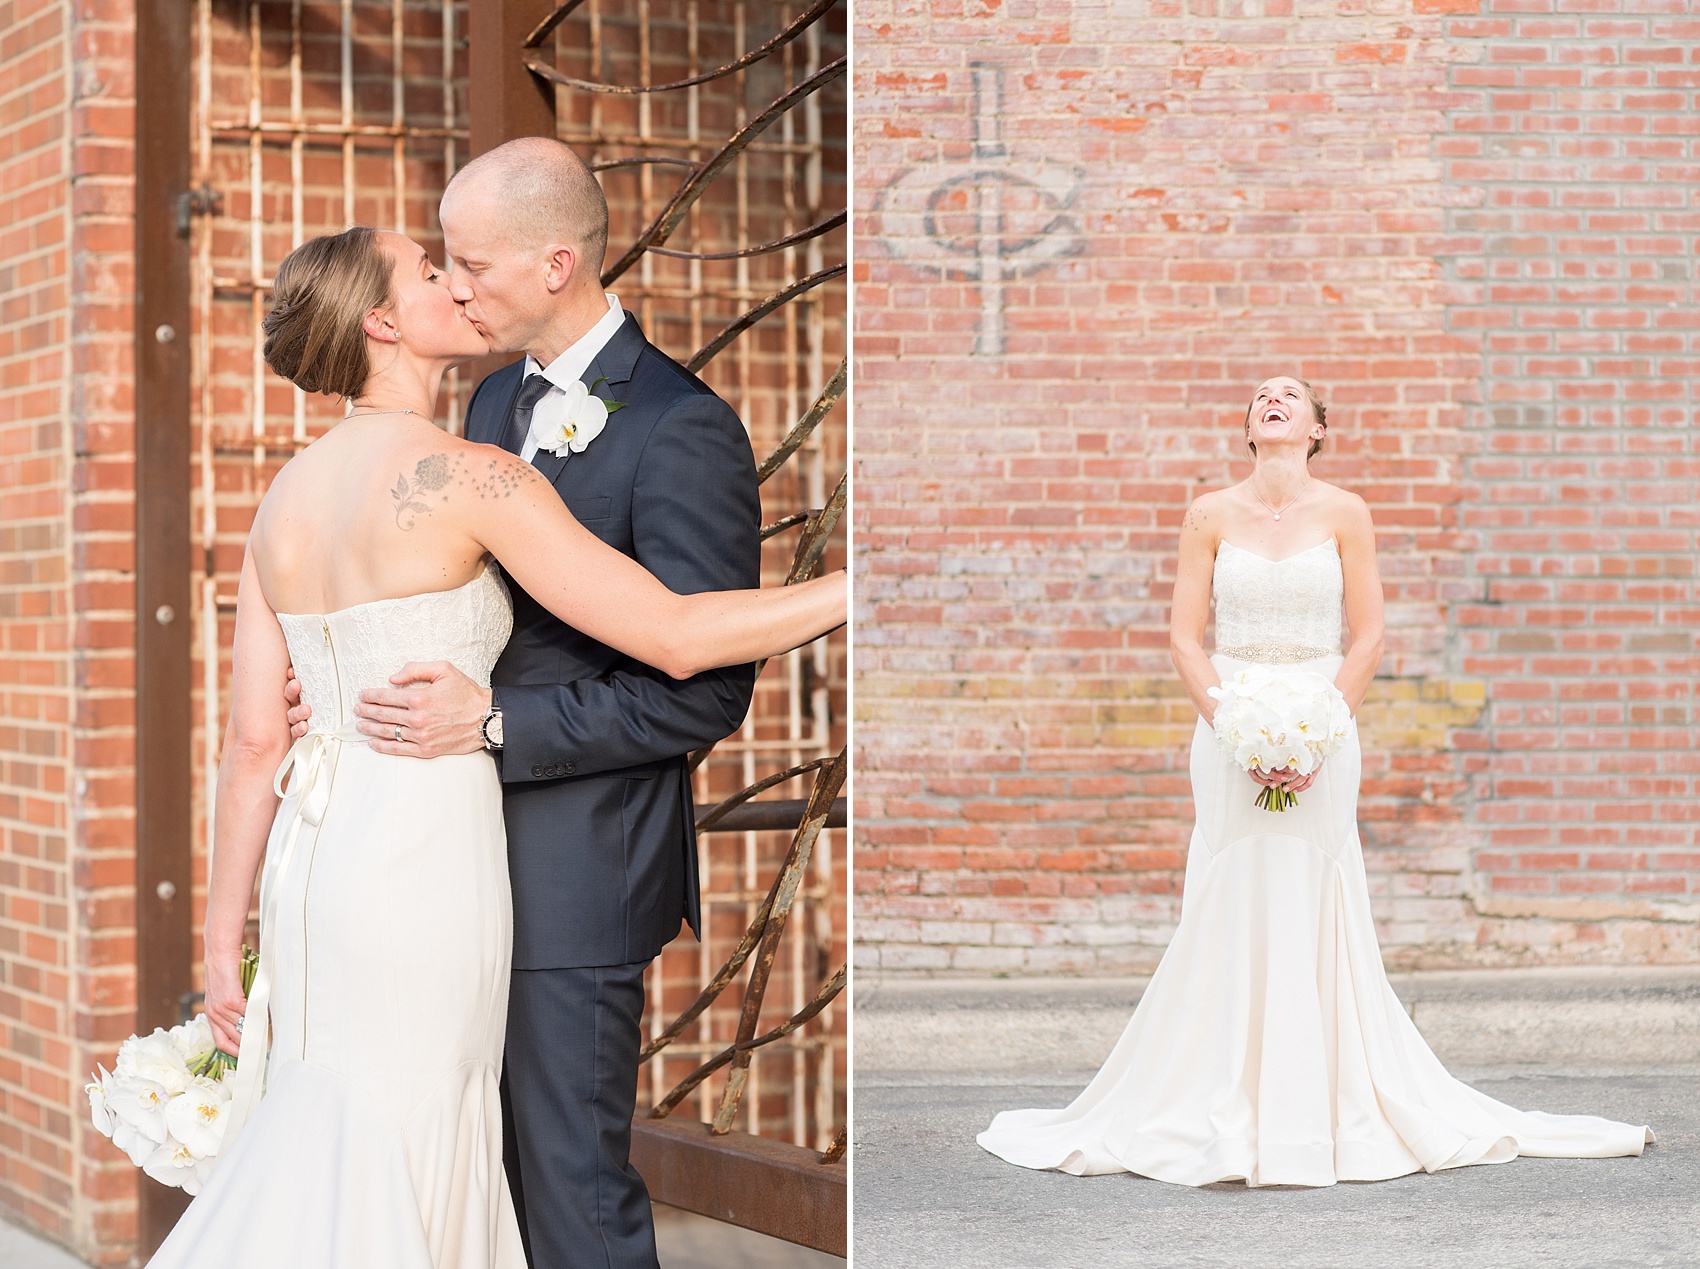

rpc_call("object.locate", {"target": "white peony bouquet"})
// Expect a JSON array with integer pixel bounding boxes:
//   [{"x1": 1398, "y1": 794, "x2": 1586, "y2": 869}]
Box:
[
  {"x1": 1207, "y1": 667, "x2": 1352, "y2": 811},
  {"x1": 87, "y1": 947, "x2": 257, "y2": 1194}
]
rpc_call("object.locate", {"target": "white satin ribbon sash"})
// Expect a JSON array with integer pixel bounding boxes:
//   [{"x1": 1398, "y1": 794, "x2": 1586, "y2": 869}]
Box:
[{"x1": 219, "y1": 723, "x2": 365, "y2": 1153}]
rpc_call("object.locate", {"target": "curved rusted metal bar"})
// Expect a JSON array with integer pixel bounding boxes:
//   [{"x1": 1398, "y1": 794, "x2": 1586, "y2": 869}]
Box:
[
  {"x1": 649, "y1": 210, "x2": 846, "y2": 263},
  {"x1": 760, "y1": 511, "x2": 811, "y2": 541},
  {"x1": 787, "y1": 473, "x2": 847, "y2": 585},
  {"x1": 640, "y1": 872, "x2": 782, "y2": 1063},
  {"x1": 651, "y1": 963, "x2": 846, "y2": 1121},
  {"x1": 820, "y1": 1127, "x2": 846, "y2": 1165},
  {"x1": 687, "y1": 263, "x2": 846, "y2": 374},
  {"x1": 641, "y1": 749, "x2": 846, "y2": 1063},
  {"x1": 590, "y1": 156, "x2": 697, "y2": 173},
  {"x1": 709, "y1": 751, "x2": 846, "y2": 1133},
  {"x1": 601, "y1": 56, "x2": 847, "y2": 286},
  {"x1": 694, "y1": 757, "x2": 833, "y2": 833},
  {"x1": 757, "y1": 359, "x2": 846, "y2": 485},
  {"x1": 522, "y1": 0, "x2": 588, "y2": 47},
  {"x1": 525, "y1": 0, "x2": 837, "y2": 95}
]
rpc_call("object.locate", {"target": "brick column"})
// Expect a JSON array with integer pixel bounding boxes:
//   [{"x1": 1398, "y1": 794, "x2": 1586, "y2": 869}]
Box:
[
  {"x1": 0, "y1": 0, "x2": 140, "y2": 1260},
  {"x1": 0, "y1": 0, "x2": 78, "y2": 1242}
]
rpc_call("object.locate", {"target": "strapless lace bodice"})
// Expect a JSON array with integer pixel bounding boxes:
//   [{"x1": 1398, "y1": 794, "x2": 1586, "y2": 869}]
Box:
[
  {"x1": 276, "y1": 562, "x2": 513, "y2": 728},
  {"x1": 1211, "y1": 540, "x2": 1342, "y2": 661}
]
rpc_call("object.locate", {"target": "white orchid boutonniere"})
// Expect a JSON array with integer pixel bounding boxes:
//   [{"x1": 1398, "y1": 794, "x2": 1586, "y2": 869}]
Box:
[{"x1": 528, "y1": 377, "x2": 627, "y2": 460}]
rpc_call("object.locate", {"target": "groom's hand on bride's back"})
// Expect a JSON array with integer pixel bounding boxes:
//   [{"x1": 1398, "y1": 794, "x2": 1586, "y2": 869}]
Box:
[
  {"x1": 352, "y1": 660, "x2": 492, "y2": 759},
  {"x1": 285, "y1": 666, "x2": 311, "y2": 741}
]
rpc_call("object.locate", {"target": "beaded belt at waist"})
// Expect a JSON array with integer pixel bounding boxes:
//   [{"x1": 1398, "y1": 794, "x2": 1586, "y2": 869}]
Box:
[{"x1": 1215, "y1": 643, "x2": 1338, "y2": 664}]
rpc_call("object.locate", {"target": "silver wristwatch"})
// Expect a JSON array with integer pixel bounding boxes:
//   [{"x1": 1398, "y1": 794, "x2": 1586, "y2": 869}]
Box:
[{"x1": 481, "y1": 705, "x2": 504, "y2": 751}]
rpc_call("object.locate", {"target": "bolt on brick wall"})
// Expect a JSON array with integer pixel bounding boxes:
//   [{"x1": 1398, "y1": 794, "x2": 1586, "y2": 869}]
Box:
[{"x1": 853, "y1": 0, "x2": 1698, "y2": 975}]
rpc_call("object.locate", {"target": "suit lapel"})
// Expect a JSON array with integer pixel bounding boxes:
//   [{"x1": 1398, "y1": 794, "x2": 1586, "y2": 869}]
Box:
[
  {"x1": 475, "y1": 365, "x2": 526, "y2": 451},
  {"x1": 530, "y1": 314, "x2": 647, "y2": 488}
]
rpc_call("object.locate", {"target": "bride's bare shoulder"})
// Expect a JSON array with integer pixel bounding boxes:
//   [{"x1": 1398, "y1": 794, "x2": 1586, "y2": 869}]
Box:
[
  {"x1": 1310, "y1": 479, "x2": 1375, "y2": 538},
  {"x1": 1180, "y1": 487, "x2": 1234, "y2": 540}
]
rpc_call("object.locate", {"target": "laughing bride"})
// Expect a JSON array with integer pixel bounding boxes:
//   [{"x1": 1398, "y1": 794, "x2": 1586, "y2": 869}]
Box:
[{"x1": 976, "y1": 375, "x2": 1653, "y2": 1188}]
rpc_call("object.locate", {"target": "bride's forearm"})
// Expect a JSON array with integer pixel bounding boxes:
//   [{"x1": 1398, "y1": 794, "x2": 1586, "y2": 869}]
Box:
[
  {"x1": 1171, "y1": 638, "x2": 1221, "y2": 724},
  {"x1": 204, "y1": 744, "x2": 283, "y2": 960},
  {"x1": 1334, "y1": 635, "x2": 1384, "y2": 716},
  {"x1": 669, "y1": 571, "x2": 847, "y2": 678}
]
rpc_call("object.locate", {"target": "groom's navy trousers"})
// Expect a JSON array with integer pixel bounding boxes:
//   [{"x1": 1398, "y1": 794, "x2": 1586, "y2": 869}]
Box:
[{"x1": 466, "y1": 313, "x2": 760, "y2": 1269}]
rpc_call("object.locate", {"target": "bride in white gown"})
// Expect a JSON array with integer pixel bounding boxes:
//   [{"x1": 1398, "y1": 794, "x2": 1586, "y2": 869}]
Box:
[
  {"x1": 146, "y1": 227, "x2": 844, "y2": 1266},
  {"x1": 978, "y1": 376, "x2": 1652, "y2": 1189}
]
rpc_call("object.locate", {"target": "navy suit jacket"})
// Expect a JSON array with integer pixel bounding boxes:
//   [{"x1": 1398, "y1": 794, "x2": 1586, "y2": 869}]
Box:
[{"x1": 466, "y1": 313, "x2": 761, "y2": 969}]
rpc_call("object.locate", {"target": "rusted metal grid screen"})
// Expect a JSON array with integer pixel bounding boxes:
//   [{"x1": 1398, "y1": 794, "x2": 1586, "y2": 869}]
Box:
[
  {"x1": 184, "y1": 0, "x2": 846, "y2": 1151},
  {"x1": 530, "y1": 0, "x2": 847, "y2": 1150}
]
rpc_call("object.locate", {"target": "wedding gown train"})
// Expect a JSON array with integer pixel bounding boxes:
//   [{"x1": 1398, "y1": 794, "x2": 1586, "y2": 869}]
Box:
[
  {"x1": 150, "y1": 561, "x2": 527, "y2": 1267},
  {"x1": 977, "y1": 539, "x2": 1652, "y2": 1188}
]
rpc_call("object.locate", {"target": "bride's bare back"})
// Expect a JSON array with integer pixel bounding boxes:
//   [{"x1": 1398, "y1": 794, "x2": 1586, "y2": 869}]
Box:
[{"x1": 249, "y1": 416, "x2": 501, "y2": 616}]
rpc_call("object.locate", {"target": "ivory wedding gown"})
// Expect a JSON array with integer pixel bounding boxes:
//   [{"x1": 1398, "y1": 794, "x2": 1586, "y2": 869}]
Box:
[
  {"x1": 977, "y1": 539, "x2": 1652, "y2": 1188},
  {"x1": 151, "y1": 561, "x2": 526, "y2": 1267}
]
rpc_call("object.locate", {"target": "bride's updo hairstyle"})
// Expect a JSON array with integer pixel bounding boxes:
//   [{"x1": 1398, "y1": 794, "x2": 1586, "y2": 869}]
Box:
[
  {"x1": 1244, "y1": 378, "x2": 1327, "y2": 461},
  {"x1": 262, "y1": 226, "x2": 393, "y2": 400}
]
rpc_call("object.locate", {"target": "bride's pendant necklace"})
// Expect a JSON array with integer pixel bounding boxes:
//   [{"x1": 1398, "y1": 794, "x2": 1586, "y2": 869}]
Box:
[{"x1": 1251, "y1": 473, "x2": 1310, "y2": 521}]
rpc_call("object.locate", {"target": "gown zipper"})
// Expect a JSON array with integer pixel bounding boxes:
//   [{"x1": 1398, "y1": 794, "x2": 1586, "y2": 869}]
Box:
[{"x1": 300, "y1": 616, "x2": 346, "y2": 1056}]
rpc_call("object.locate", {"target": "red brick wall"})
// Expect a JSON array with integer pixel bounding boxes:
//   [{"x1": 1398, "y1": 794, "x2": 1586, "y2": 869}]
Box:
[
  {"x1": 69, "y1": 0, "x2": 138, "y2": 1256},
  {"x1": 854, "y1": 0, "x2": 1700, "y2": 973},
  {"x1": 0, "y1": 0, "x2": 139, "y2": 1259},
  {"x1": 0, "y1": 0, "x2": 76, "y2": 1240}
]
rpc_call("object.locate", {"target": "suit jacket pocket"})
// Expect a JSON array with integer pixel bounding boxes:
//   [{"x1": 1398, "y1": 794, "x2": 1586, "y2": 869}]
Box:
[{"x1": 569, "y1": 495, "x2": 612, "y2": 522}]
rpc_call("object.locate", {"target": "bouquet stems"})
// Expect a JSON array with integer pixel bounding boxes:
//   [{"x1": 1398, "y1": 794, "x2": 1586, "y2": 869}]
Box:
[{"x1": 1255, "y1": 783, "x2": 1298, "y2": 813}]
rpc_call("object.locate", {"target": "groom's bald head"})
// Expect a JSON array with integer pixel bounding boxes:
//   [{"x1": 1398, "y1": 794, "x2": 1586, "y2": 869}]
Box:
[{"x1": 442, "y1": 137, "x2": 609, "y2": 278}]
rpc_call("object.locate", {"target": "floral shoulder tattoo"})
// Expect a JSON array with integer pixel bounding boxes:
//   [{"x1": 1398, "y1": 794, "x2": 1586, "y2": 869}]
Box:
[{"x1": 391, "y1": 450, "x2": 544, "y2": 530}]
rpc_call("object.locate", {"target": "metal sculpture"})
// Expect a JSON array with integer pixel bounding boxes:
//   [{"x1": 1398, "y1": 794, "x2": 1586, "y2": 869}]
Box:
[{"x1": 520, "y1": 0, "x2": 847, "y2": 1160}]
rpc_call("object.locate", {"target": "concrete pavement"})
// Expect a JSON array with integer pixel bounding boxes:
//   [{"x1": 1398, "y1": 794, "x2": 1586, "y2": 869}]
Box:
[
  {"x1": 1, "y1": 1203, "x2": 841, "y2": 1268},
  {"x1": 853, "y1": 968, "x2": 1700, "y2": 1269},
  {"x1": 0, "y1": 1214, "x2": 85, "y2": 1269}
]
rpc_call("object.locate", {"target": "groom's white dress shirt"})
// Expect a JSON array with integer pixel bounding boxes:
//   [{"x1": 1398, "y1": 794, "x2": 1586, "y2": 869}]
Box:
[{"x1": 517, "y1": 291, "x2": 627, "y2": 463}]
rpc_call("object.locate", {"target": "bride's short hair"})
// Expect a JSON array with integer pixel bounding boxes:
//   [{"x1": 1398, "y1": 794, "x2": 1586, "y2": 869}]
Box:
[
  {"x1": 1244, "y1": 378, "x2": 1327, "y2": 461},
  {"x1": 262, "y1": 226, "x2": 393, "y2": 400}
]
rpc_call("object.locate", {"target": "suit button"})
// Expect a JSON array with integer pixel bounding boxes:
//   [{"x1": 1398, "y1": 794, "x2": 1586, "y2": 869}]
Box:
[
  {"x1": 531, "y1": 765, "x2": 544, "y2": 778},
  {"x1": 563, "y1": 762, "x2": 577, "y2": 776}
]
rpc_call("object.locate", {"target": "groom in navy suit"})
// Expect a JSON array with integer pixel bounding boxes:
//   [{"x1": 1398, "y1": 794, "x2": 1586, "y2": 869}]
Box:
[{"x1": 289, "y1": 137, "x2": 760, "y2": 1268}]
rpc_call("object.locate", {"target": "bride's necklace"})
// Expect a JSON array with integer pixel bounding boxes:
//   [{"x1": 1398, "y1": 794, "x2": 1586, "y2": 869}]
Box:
[
  {"x1": 1250, "y1": 472, "x2": 1310, "y2": 521},
  {"x1": 344, "y1": 407, "x2": 424, "y2": 420}
]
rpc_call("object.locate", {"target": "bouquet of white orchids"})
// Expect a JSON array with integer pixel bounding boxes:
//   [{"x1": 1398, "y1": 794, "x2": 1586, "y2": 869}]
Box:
[
  {"x1": 1208, "y1": 667, "x2": 1352, "y2": 811},
  {"x1": 87, "y1": 947, "x2": 258, "y2": 1194}
]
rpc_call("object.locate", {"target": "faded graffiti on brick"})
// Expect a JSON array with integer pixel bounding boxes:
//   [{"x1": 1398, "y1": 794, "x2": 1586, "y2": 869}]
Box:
[{"x1": 874, "y1": 64, "x2": 1085, "y2": 355}]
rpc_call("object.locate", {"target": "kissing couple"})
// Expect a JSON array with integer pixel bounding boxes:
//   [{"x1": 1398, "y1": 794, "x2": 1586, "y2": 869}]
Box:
[{"x1": 146, "y1": 136, "x2": 844, "y2": 1268}]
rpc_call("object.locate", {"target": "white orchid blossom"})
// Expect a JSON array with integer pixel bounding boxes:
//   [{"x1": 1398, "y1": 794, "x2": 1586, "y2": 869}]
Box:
[
  {"x1": 86, "y1": 1067, "x2": 115, "y2": 1135},
  {"x1": 122, "y1": 1028, "x2": 192, "y2": 1096},
  {"x1": 143, "y1": 1138, "x2": 205, "y2": 1196},
  {"x1": 108, "y1": 1074, "x2": 171, "y2": 1142},
  {"x1": 165, "y1": 1080, "x2": 232, "y2": 1159},
  {"x1": 527, "y1": 378, "x2": 624, "y2": 460}
]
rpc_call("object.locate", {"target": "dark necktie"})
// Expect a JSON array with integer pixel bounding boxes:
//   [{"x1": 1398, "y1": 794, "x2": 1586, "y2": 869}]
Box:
[{"x1": 502, "y1": 373, "x2": 557, "y2": 456}]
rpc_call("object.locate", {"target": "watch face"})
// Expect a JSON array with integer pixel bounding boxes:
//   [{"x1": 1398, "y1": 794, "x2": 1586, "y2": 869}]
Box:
[{"x1": 486, "y1": 711, "x2": 503, "y2": 748}]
